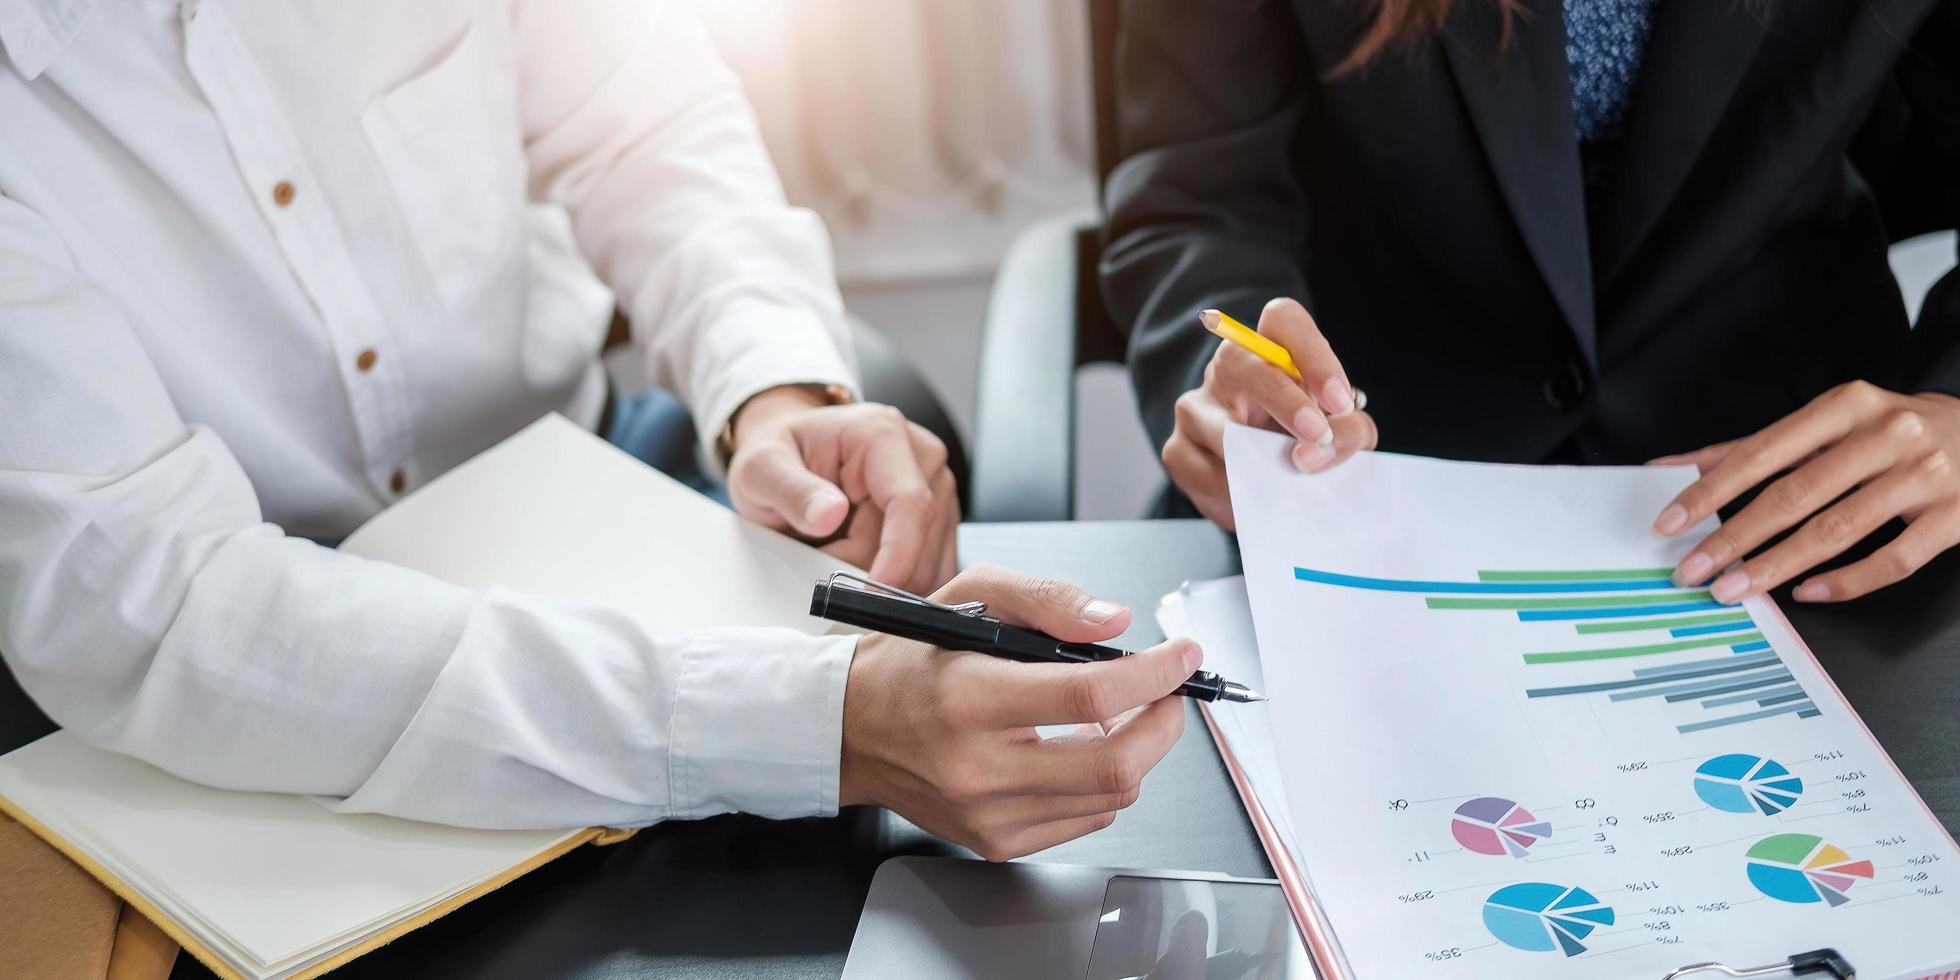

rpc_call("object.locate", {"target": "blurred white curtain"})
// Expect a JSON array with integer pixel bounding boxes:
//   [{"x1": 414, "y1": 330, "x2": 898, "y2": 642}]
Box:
[{"x1": 691, "y1": 0, "x2": 1096, "y2": 284}]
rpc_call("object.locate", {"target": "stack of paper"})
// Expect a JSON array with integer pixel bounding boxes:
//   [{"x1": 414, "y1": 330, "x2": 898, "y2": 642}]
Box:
[{"x1": 1162, "y1": 424, "x2": 1960, "y2": 979}]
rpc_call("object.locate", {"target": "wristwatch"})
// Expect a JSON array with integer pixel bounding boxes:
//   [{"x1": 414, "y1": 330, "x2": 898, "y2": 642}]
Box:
[{"x1": 718, "y1": 382, "x2": 855, "y2": 463}]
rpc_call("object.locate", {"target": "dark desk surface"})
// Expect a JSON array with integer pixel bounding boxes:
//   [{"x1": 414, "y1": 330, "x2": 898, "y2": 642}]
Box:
[{"x1": 0, "y1": 520, "x2": 1948, "y2": 979}]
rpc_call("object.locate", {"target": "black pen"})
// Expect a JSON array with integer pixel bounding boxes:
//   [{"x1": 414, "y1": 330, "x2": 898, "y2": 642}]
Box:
[{"x1": 809, "y1": 572, "x2": 1267, "y2": 703}]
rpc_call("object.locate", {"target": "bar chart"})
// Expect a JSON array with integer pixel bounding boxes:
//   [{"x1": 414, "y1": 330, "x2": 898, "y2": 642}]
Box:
[{"x1": 1292, "y1": 565, "x2": 1820, "y2": 734}]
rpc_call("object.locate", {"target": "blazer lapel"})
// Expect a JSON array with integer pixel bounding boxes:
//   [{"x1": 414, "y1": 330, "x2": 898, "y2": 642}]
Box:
[
  {"x1": 1595, "y1": 2, "x2": 1770, "y2": 280},
  {"x1": 1440, "y1": 1, "x2": 1597, "y2": 365}
]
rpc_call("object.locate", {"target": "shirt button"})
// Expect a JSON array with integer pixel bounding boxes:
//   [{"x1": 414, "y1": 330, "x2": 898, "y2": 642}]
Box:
[
  {"x1": 355, "y1": 348, "x2": 378, "y2": 373},
  {"x1": 389, "y1": 469, "x2": 406, "y2": 495},
  {"x1": 1542, "y1": 360, "x2": 1591, "y2": 413},
  {"x1": 272, "y1": 181, "x2": 296, "y2": 208}
]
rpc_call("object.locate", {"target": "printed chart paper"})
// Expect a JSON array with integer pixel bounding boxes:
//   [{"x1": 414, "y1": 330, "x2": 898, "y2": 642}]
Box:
[{"x1": 1224, "y1": 424, "x2": 1960, "y2": 979}]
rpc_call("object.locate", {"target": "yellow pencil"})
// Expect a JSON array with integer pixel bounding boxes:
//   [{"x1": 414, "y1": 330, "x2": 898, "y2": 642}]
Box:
[
  {"x1": 1198, "y1": 308, "x2": 1368, "y2": 411},
  {"x1": 1199, "y1": 309, "x2": 1301, "y2": 380}
]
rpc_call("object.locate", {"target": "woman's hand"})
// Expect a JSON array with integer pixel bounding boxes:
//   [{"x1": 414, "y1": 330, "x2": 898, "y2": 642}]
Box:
[
  {"x1": 1162, "y1": 298, "x2": 1377, "y2": 530},
  {"x1": 1652, "y1": 381, "x2": 1960, "y2": 603}
]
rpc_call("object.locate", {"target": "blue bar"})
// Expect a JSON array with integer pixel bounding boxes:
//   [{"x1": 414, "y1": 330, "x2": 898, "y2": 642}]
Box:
[
  {"x1": 1677, "y1": 701, "x2": 1817, "y2": 733},
  {"x1": 1758, "y1": 690, "x2": 1810, "y2": 707},
  {"x1": 1525, "y1": 656, "x2": 1781, "y2": 698},
  {"x1": 1609, "y1": 668, "x2": 1789, "y2": 702},
  {"x1": 1633, "y1": 653, "x2": 1778, "y2": 677},
  {"x1": 1670, "y1": 621, "x2": 1757, "y2": 638},
  {"x1": 1519, "y1": 601, "x2": 1724, "y2": 621},
  {"x1": 1293, "y1": 567, "x2": 1680, "y2": 593},
  {"x1": 1703, "y1": 683, "x2": 1802, "y2": 707},
  {"x1": 1732, "y1": 640, "x2": 1771, "y2": 653}
]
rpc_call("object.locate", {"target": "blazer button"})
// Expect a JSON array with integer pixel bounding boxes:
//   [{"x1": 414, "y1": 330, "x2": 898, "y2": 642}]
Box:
[{"x1": 1542, "y1": 361, "x2": 1591, "y2": 413}]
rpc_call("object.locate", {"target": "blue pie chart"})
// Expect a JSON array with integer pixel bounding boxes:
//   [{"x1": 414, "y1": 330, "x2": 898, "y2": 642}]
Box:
[
  {"x1": 1483, "y1": 883, "x2": 1616, "y2": 957},
  {"x1": 1693, "y1": 754, "x2": 1804, "y2": 815}
]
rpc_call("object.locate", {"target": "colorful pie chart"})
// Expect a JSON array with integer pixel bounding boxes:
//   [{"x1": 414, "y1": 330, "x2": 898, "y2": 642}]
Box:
[
  {"x1": 1745, "y1": 834, "x2": 1875, "y2": 906},
  {"x1": 1694, "y1": 754, "x2": 1804, "y2": 815},
  {"x1": 1452, "y1": 797, "x2": 1553, "y2": 858},
  {"x1": 1483, "y1": 883, "x2": 1616, "y2": 956}
]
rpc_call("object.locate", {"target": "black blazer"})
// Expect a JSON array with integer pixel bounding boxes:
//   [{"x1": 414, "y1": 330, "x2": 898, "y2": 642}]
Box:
[{"x1": 1101, "y1": 0, "x2": 1960, "y2": 466}]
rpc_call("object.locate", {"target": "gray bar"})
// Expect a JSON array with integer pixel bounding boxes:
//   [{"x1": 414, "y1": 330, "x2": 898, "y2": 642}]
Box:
[
  {"x1": 1608, "y1": 667, "x2": 1789, "y2": 702},
  {"x1": 1677, "y1": 701, "x2": 1817, "y2": 733},
  {"x1": 1526, "y1": 656, "x2": 1779, "y2": 699},
  {"x1": 1663, "y1": 671, "x2": 1794, "y2": 703},
  {"x1": 1633, "y1": 653, "x2": 1777, "y2": 677},
  {"x1": 1758, "y1": 690, "x2": 1810, "y2": 707},
  {"x1": 1703, "y1": 683, "x2": 1802, "y2": 708}
]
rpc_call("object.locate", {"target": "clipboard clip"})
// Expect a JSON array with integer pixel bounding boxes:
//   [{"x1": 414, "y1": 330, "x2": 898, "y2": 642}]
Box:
[
  {"x1": 823, "y1": 570, "x2": 989, "y2": 617},
  {"x1": 1663, "y1": 949, "x2": 1854, "y2": 980}
]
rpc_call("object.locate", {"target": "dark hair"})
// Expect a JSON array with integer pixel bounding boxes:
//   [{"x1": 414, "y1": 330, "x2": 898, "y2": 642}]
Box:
[{"x1": 1335, "y1": 0, "x2": 1522, "y2": 75}]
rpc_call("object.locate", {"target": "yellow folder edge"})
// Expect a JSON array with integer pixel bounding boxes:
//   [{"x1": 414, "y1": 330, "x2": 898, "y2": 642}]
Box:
[{"x1": 0, "y1": 790, "x2": 637, "y2": 980}]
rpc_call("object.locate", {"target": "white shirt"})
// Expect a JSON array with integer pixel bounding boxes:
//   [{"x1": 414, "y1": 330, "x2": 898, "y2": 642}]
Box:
[{"x1": 0, "y1": 0, "x2": 862, "y2": 829}]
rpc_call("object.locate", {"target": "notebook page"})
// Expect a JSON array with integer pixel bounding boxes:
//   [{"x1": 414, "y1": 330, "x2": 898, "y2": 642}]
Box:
[
  {"x1": 340, "y1": 413, "x2": 852, "y2": 633},
  {"x1": 0, "y1": 733, "x2": 574, "y2": 974},
  {"x1": 1224, "y1": 424, "x2": 1960, "y2": 979}
]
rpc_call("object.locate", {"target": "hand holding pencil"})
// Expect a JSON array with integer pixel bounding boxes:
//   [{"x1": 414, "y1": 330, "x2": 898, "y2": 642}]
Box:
[{"x1": 1162, "y1": 298, "x2": 1378, "y2": 531}]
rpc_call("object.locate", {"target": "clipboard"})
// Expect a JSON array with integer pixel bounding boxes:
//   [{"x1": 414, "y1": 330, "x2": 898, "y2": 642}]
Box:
[{"x1": 1167, "y1": 579, "x2": 1960, "y2": 980}]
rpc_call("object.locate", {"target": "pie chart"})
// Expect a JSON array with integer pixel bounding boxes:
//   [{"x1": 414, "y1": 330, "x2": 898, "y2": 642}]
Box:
[
  {"x1": 1452, "y1": 797, "x2": 1553, "y2": 858},
  {"x1": 1694, "y1": 754, "x2": 1804, "y2": 815},
  {"x1": 1746, "y1": 834, "x2": 1875, "y2": 906},
  {"x1": 1483, "y1": 883, "x2": 1616, "y2": 956}
]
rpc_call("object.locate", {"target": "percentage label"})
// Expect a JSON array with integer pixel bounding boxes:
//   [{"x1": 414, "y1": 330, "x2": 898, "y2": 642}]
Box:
[
  {"x1": 1617, "y1": 762, "x2": 1648, "y2": 773},
  {"x1": 1423, "y1": 948, "x2": 1463, "y2": 962}
]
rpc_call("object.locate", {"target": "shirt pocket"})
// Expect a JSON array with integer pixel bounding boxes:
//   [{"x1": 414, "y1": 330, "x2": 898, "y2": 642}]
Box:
[{"x1": 360, "y1": 22, "x2": 525, "y2": 312}]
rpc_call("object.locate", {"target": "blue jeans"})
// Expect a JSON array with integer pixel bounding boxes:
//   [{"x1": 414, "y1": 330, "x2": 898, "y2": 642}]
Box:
[{"x1": 603, "y1": 387, "x2": 728, "y2": 504}]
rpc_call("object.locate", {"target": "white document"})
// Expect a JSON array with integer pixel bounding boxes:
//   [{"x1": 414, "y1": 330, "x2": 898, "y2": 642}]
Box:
[
  {"x1": 0, "y1": 414, "x2": 852, "y2": 979},
  {"x1": 1223, "y1": 424, "x2": 1960, "y2": 980}
]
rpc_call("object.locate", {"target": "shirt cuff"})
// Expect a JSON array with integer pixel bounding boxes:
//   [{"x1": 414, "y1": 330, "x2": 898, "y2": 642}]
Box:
[
  {"x1": 668, "y1": 628, "x2": 856, "y2": 820},
  {"x1": 678, "y1": 301, "x2": 859, "y2": 476}
]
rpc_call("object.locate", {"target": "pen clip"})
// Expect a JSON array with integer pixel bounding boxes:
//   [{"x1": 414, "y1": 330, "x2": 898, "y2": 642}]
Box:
[{"x1": 824, "y1": 570, "x2": 989, "y2": 617}]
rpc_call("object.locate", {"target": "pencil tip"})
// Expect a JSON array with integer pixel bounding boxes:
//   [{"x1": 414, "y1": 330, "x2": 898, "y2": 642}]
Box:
[{"x1": 1198, "y1": 309, "x2": 1221, "y2": 330}]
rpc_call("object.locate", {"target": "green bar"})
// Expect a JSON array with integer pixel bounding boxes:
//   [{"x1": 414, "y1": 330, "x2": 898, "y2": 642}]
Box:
[
  {"x1": 1477, "y1": 568, "x2": 1678, "y2": 582},
  {"x1": 1525, "y1": 632, "x2": 1767, "y2": 665},
  {"x1": 1427, "y1": 591, "x2": 1713, "y2": 610},
  {"x1": 1576, "y1": 612, "x2": 1753, "y2": 634}
]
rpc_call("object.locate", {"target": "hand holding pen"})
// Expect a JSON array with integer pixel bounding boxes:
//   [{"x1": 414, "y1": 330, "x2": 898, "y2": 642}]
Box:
[
  {"x1": 1162, "y1": 299, "x2": 1378, "y2": 531},
  {"x1": 828, "y1": 564, "x2": 1223, "y2": 862}
]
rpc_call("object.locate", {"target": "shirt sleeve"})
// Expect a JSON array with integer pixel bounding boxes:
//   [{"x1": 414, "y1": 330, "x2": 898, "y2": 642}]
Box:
[
  {"x1": 512, "y1": 0, "x2": 858, "y2": 467},
  {"x1": 0, "y1": 191, "x2": 853, "y2": 830}
]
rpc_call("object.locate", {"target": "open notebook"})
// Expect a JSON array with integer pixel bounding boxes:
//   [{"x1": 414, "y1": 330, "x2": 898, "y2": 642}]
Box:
[
  {"x1": 0, "y1": 415, "x2": 849, "y2": 980},
  {"x1": 1157, "y1": 426, "x2": 1960, "y2": 980}
]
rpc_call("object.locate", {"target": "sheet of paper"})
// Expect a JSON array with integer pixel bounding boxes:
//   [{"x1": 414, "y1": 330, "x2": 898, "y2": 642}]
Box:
[
  {"x1": 1224, "y1": 424, "x2": 1960, "y2": 980},
  {"x1": 0, "y1": 733, "x2": 574, "y2": 976},
  {"x1": 341, "y1": 413, "x2": 851, "y2": 635}
]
